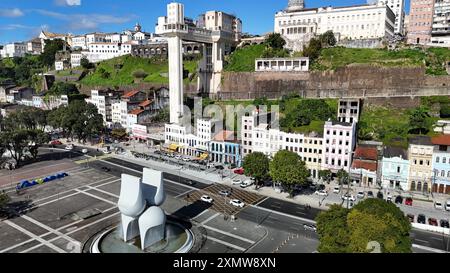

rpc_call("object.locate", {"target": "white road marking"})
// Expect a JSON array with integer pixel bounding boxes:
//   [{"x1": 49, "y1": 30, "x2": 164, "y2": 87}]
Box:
[
  {"x1": 20, "y1": 215, "x2": 78, "y2": 245},
  {"x1": 412, "y1": 244, "x2": 448, "y2": 253},
  {"x1": 75, "y1": 189, "x2": 117, "y2": 205},
  {"x1": 201, "y1": 213, "x2": 220, "y2": 225},
  {"x1": 415, "y1": 239, "x2": 429, "y2": 244},
  {"x1": 206, "y1": 236, "x2": 246, "y2": 252},
  {"x1": 251, "y1": 204, "x2": 316, "y2": 224},
  {"x1": 175, "y1": 189, "x2": 193, "y2": 199},
  {"x1": 192, "y1": 209, "x2": 211, "y2": 221},
  {"x1": 203, "y1": 224, "x2": 255, "y2": 244},
  {"x1": 254, "y1": 197, "x2": 269, "y2": 206},
  {"x1": 3, "y1": 220, "x2": 66, "y2": 253},
  {"x1": 86, "y1": 185, "x2": 120, "y2": 198}
]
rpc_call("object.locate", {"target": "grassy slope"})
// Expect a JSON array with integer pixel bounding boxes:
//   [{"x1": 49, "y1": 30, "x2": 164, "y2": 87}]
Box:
[
  {"x1": 80, "y1": 55, "x2": 198, "y2": 86},
  {"x1": 224, "y1": 44, "x2": 265, "y2": 72},
  {"x1": 223, "y1": 45, "x2": 450, "y2": 75}
]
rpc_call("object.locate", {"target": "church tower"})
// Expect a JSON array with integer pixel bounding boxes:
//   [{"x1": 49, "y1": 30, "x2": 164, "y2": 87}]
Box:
[
  {"x1": 134, "y1": 22, "x2": 142, "y2": 32},
  {"x1": 286, "y1": 0, "x2": 304, "y2": 12}
]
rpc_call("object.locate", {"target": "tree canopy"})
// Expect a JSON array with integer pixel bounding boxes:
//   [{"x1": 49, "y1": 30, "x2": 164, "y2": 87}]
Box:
[
  {"x1": 264, "y1": 33, "x2": 286, "y2": 50},
  {"x1": 408, "y1": 106, "x2": 432, "y2": 134},
  {"x1": 47, "y1": 82, "x2": 79, "y2": 96},
  {"x1": 40, "y1": 39, "x2": 66, "y2": 68},
  {"x1": 280, "y1": 99, "x2": 335, "y2": 129},
  {"x1": 316, "y1": 199, "x2": 412, "y2": 253},
  {"x1": 269, "y1": 150, "x2": 310, "y2": 196},
  {"x1": 243, "y1": 152, "x2": 270, "y2": 188}
]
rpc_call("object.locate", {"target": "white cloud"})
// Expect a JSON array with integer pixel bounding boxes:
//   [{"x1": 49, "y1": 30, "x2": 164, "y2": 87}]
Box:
[
  {"x1": 33, "y1": 9, "x2": 135, "y2": 32},
  {"x1": 367, "y1": 0, "x2": 379, "y2": 4},
  {"x1": 0, "y1": 8, "x2": 24, "y2": 17},
  {"x1": 55, "y1": 0, "x2": 81, "y2": 6}
]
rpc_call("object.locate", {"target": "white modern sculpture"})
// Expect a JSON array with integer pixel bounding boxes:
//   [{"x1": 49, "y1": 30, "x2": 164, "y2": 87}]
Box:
[{"x1": 117, "y1": 168, "x2": 167, "y2": 250}]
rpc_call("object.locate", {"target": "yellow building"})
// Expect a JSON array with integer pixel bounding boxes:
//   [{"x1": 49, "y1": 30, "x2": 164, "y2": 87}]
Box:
[{"x1": 407, "y1": 136, "x2": 434, "y2": 192}]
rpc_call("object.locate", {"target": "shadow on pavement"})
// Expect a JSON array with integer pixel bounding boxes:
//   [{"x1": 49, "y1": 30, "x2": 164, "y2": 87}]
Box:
[
  {"x1": 0, "y1": 200, "x2": 36, "y2": 219},
  {"x1": 172, "y1": 200, "x2": 212, "y2": 221}
]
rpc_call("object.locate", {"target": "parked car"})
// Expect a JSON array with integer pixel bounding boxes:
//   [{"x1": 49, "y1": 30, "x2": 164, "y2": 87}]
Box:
[
  {"x1": 231, "y1": 179, "x2": 242, "y2": 185},
  {"x1": 184, "y1": 179, "x2": 195, "y2": 186},
  {"x1": 333, "y1": 187, "x2": 340, "y2": 194},
  {"x1": 386, "y1": 194, "x2": 393, "y2": 202},
  {"x1": 356, "y1": 191, "x2": 365, "y2": 199},
  {"x1": 182, "y1": 157, "x2": 190, "y2": 162},
  {"x1": 440, "y1": 219, "x2": 449, "y2": 228},
  {"x1": 101, "y1": 166, "x2": 111, "y2": 172},
  {"x1": 342, "y1": 194, "x2": 356, "y2": 202},
  {"x1": 81, "y1": 148, "x2": 88, "y2": 154},
  {"x1": 174, "y1": 155, "x2": 182, "y2": 160},
  {"x1": 229, "y1": 199, "x2": 245, "y2": 208},
  {"x1": 395, "y1": 195, "x2": 403, "y2": 204},
  {"x1": 435, "y1": 202, "x2": 443, "y2": 210},
  {"x1": 405, "y1": 197, "x2": 413, "y2": 206},
  {"x1": 445, "y1": 199, "x2": 450, "y2": 211},
  {"x1": 407, "y1": 214, "x2": 415, "y2": 223},
  {"x1": 240, "y1": 179, "x2": 254, "y2": 188},
  {"x1": 65, "y1": 144, "x2": 74, "y2": 150},
  {"x1": 367, "y1": 191, "x2": 374, "y2": 198},
  {"x1": 218, "y1": 190, "x2": 231, "y2": 197},
  {"x1": 200, "y1": 195, "x2": 214, "y2": 203},
  {"x1": 303, "y1": 224, "x2": 317, "y2": 232},
  {"x1": 315, "y1": 190, "x2": 328, "y2": 196},
  {"x1": 234, "y1": 168, "x2": 245, "y2": 175},
  {"x1": 50, "y1": 140, "x2": 62, "y2": 146},
  {"x1": 417, "y1": 214, "x2": 426, "y2": 224},
  {"x1": 428, "y1": 218, "x2": 438, "y2": 226}
]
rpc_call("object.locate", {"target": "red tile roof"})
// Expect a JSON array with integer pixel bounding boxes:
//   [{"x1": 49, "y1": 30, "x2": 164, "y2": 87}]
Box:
[
  {"x1": 354, "y1": 146, "x2": 378, "y2": 161},
  {"x1": 128, "y1": 109, "x2": 144, "y2": 115},
  {"x1": 122, "y1": 90, "x2": 140, "y2": 98},
  {"x1": 213, "y1": 130, "x2": 235, "y2": 142},
  {"x1": 351, "y1": 160, "x2": 378, "y2": 172},
  {"x1": 431, "y1": 135, "x2": 450, "y2": 146},
  {"x1": 139, "y1": 100, "x2": 152, "y2": 107}
]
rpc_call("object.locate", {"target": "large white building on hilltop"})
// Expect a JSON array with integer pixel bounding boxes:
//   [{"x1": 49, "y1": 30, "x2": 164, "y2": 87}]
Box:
[{"x1": 274, "y1": 0, "x2": 396, "y2": 51}]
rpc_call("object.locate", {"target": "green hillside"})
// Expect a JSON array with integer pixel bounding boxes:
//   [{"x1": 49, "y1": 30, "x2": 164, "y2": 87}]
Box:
[
  {"x1": 79, "y1": 55, "x2": 198, "y2": 86},
  {"x1": 223, "y1": 44, "x2": 450, "y2": 75}
]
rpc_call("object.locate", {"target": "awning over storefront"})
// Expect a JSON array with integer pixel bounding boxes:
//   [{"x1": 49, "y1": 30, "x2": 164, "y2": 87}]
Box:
[
  {"x1": 169, "y1": 143, "x2": 179, "y2": 150},
  {"x1": 199, "y1": 153, "x2": 208, "y2": 160}
]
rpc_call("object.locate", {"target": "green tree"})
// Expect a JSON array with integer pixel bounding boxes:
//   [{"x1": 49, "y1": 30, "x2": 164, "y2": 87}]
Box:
[
  {"x1": 47, "y1": 82, "x2": 79, "y2": 96},
  {"x1": 319, "y1": 31, "x2": 337, "y2": 47},
  {"x1": 111, "y1": 128, "x2": 128, "y2": 140},
  {"x1": 40, "y1": 39, "x2": 66, "y2": 68},
  {"x1": 264, "y1": 33, "x2": 286, "y2": 50},
  {"x1": 316, "y1": 205, "x2": 351, "y2": 253},
  {"x1": 0, "y1": 191, "x2": 10, "y2": 209},
  {"x1": 27, "y1": 130, "x2": 50, "y2": 160},
  {"x1": 80, "y1": 58, "x2": 94, "y2": 69},
  {"x1": 269, "y1": 150, "x2": 310, "y2": 197},
  {"x1": 316, "y1": 199, "x2": 412, "y2": 253},
  {"x1": 337, "y1": 168, "x2": 349, "y2": 185},
  {"x1": 0, "y1": 130, "x2": 31, "y2": 166},
  {"x1": 409, "y1": 106, "x2": 432, "y2": 134},
  {"x1": 132, "y1": 69, "x2": 149, "y2": 80},
  {"x1": 318, "y1": 169, "x2": 333, "y2": 184},
  {"x1": 303, "y1": 38, "x2": 322, "y2": 60},
  {"x1": 243, "y1": 152, "x2": 270, "y2": 189}
]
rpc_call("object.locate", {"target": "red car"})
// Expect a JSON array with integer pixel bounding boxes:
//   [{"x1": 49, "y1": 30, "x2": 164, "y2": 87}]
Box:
[
  {"x1": 405, "y1": 197, "x2": 413, "y2": 206},
  {"x1": 428, "y1": 218, "x2": 438, "y2": 226},
  {"x1": 50, "y1": 140, "x2": 62, "y2": 146},
  {"x1": 234, "y1": 168, "x2": 244, "y2": 175}
]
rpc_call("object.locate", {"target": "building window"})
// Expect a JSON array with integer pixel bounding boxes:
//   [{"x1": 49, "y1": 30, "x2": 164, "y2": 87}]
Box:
[{"x1": 437, "y1": 157, "x2": 440, "y2": 163}]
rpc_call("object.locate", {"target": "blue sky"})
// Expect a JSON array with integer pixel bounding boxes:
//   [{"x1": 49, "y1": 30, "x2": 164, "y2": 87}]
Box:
[{"x1": 0, "y1": 0, "x2": 411, "y2": 44}]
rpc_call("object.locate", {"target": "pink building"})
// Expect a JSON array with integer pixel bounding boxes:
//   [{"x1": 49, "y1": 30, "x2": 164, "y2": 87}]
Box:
[
  {"x1": 407, "y1": 0, "x2": 435, "y2": 45},
  {"x1": 322, "y1": 120, "x2": 357, "y2": 173}
]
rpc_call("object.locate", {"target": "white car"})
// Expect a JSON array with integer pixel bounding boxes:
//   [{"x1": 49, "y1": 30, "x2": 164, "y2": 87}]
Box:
[
  {"x1": 65, "y1": 144, "x2": 74, "y2": 150},
  {"x1": 333, "y1": 187, "x2": 340, "y2": 194},
  {"x1": 229, "y1": 199, "x2": 245, "y2": 208},
  {"x1": 303, "y1": 224, "x2": 317, "y2": 232},
  {"x1": 200, "y1": 195, "x2": 214, "y2": 203},
  {"x1": 182, "y1": 157, "x2": 190, "y2": 162},
  {"x1": 231, "y1": 179, "x2": 242, "y2": 185},
  {"x1": 342, "y1": 194, "x2": 356, "y2": 202},
  {"x1": 175, "y1": 155, "x2": 182, "y2": 160},
  {"x1": 315, "y1": 190, "x2": 328, "y2": 196},
  {"x1": 357, "y1": 191, "x2": 365, "y2": 199},
  {"x1": 435, "y1": 202, "x2": 443, "y2": 210},
  {"x1": 240, "y1": 179, "x2": 254, "y2": 188}
]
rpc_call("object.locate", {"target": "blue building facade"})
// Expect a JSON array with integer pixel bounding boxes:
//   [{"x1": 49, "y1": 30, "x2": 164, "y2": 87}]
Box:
[
  {"x1": 209, "y1": 141, "x2": 242, "y2": 167},
  {"x1": 381, "y1": 146, "x2": 410, "y2": 190},
  {"x1": 431, "y1": 136, "x2": 450, "y2": 194}
]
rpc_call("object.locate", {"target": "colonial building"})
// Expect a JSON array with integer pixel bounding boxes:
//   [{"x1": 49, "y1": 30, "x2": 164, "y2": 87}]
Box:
[
  {"x1": 85, "y1": 89, "x2": 123, "y2": 126},
  {"x1": 86, "y1": 42, "x2": 132, "y2": 63},
  {"x1": 274, "y1": 0, "x2": 396, "y2": 51},
  {"x1": 431, "y1": 135, "x2": 450, "y2": 194},
  {"x1": 255, "y1": 57, "x2": 310, "y2": 72},
  {"x1": 350, "y1": 145, "x2": 379, "y2": 187},
  {"x1": 26, "y1": 38, "x2": 42, "y2": 55},
  {"x1": 209, "y1": 130, "x2": 242, "y2": 167},
  {"x1": 381, "y1": 146, "x2": 410, "y2": 190},
  {"x1": 2, "y1": 42, "x2": 27, "y2": 58},
  {"x1": 407, "y1": 136, "x2": 434, "y2": 193}
]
